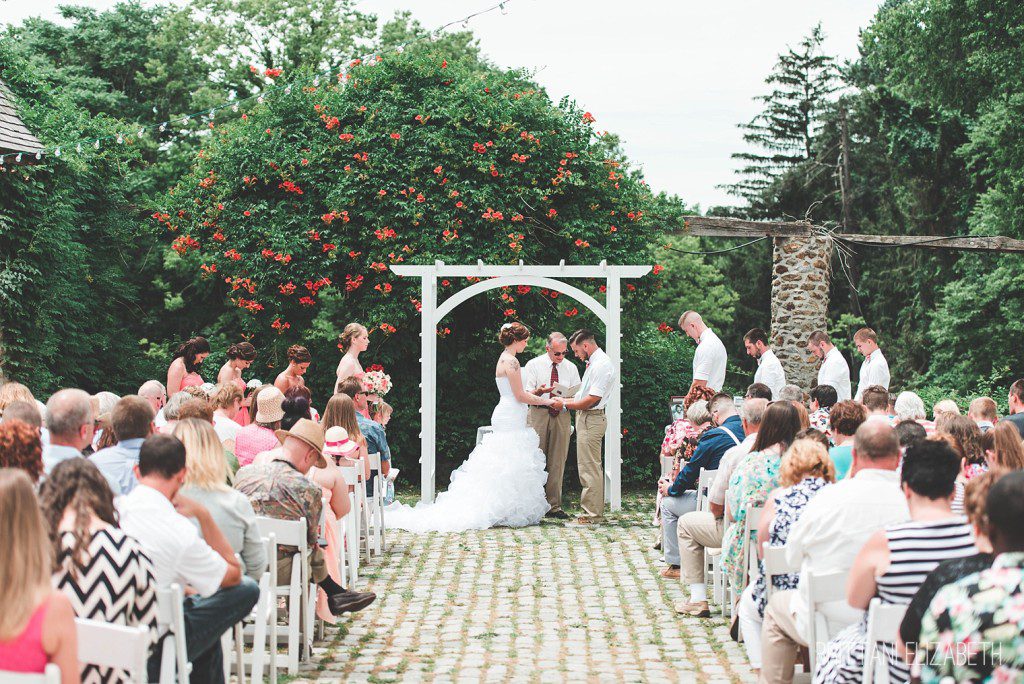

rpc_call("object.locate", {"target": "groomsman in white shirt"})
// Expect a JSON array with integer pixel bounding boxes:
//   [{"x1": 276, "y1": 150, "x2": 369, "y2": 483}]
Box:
[
  {"x1": 807, "y1": 330, "x2": 852, "y2": 401},
  {"x1": 679, "y1": 311, "x2": 727, "y2": 392},
  {"x1": 743, "y1": 328, "x2": 786, "y2": 399},
  {"x1": 524, "y1": 332, "x2": 582, "y2": 520},
  {"x1": 853, "y1": 327, "x2": 891, "y2": 401},
  {"x1": 556, "y1": 329, "x2": 616, "y2": 525}
]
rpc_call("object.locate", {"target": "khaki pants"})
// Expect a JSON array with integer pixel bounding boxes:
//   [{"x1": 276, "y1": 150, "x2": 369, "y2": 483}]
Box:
[
  {"x1": 527, "y1": 407, "x2": 572, "y2": 512},
  {"x1": 678, "y1": 511, "x2": 724, "y2": 585},
  {"x1": 575, "y1": 409, "x2": 606, "y2": 519},
  {"x1": 277, "y1": 545, "x2": 328, "y2": 585},
  {"x1": 759, "y1": 590, "x2": 806, "y2": 684}
]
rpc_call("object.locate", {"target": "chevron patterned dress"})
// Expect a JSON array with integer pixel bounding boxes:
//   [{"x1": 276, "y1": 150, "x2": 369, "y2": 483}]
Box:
[{"x1": 53, "y1": 526, "x2": 159, "y2": 683}]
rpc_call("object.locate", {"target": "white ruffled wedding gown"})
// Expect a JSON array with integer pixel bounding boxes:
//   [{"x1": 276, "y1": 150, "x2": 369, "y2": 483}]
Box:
[{"x1": 385, "y1": 371, "x2": 550, "y2": 532}]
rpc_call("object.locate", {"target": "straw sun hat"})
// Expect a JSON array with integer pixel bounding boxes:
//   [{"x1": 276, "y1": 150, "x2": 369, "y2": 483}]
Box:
[
  {"x1": 275, "y1": 418, "x2": 327, "y2": 468},
  {"x1": 255, "y1": 386, "x2": 285, "y2": 423}
]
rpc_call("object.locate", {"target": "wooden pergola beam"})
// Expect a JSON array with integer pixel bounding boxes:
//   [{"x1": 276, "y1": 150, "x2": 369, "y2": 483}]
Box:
[{"x1": 677, "y1": 215, "x2": 1024, "y2": 254}]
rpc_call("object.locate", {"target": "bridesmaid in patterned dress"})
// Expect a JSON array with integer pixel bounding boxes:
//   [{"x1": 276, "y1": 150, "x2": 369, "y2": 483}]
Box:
[
  {"x1": 218, "y1": 341, "x2": 257, "y2": 426},
  {"x1": 40, "y1": 459, "x2": 159, "y2": 684}
]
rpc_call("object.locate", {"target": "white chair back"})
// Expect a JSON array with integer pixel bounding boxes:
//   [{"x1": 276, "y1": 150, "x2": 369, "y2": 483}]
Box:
[
  {"x1": 155, "y1": 583, "x2": 189, "y2": 684},
  {"x1": 804, "y1": 569, "x2": 850, "y2": 676},
  {"x1": 254, "y1": 517, "x2": 309, "y2": 673},
  {"x1": 0, "y1": 664, "x2": 61, "y2": 683},
  {"x1": 76, "y1": 618, "x2": 150, "y2": 683},
  {"x1": 761, "y1": 542, "x2": 799, "y2": 603},
  {"x1": 737, "y1": 506, "x2": 763, "y2": 591},
  {"x1": 337, "y1": 465, "x2": 361, "y2": 586},
  {"x1": 696, "y1": 468, "x2": 718, "y2": 512},
  {"x1": 659, "y1": 455, "x2": 674, "y2": 480},
  {"x1": 863, "y1": 598, "x2": 908, "y2": 684},
  {"x1": 366, "y1": 452, "x2": 386, "y2": 555}
]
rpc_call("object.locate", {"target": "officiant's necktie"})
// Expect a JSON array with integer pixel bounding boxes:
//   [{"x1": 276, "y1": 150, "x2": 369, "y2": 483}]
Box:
[{"x1": 549, "y1": 363, "x2": 560, "y2": 417}]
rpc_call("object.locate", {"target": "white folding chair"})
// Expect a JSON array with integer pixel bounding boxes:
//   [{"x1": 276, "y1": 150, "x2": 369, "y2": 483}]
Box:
[
  {"x1": 337, "y1": 465, "x2": 361, "y2": 587},
  {"x1": 804, "y1": 569, "x2": 850, "y2": 676},
  {"x1": 354, "y1": 465, "x2": 372, "y2": 561},
  {"x1": 0, "y1": 664, "x2": 61, "y2": 683},
  {"x1": 863, "y1": 598, "x2": 908, "y2": 684},
  {"x1": 154, "y1": 583, "x2": 189, "y2": 684},
  {"x1": 76, "y1": 618, "x2": 150, "y2": 683},
  {"x1": 255, "y1": 517, "x2": 310, "y2": 674},
  {"x1": 243, "y1": 533, "x2": 278, "y2": 684},
  {"x1": 367, "y1": 452, "x2": 387, "y2": 555},
  {"x1": 696, "y1": 468, "x2": 717, "y2": 513},
  {"x1": 761, "y1": 542, "x2": 798, "y2": 604},
  {"x1": 659, "y1": 455, "x2": 674, "y2": 480}
]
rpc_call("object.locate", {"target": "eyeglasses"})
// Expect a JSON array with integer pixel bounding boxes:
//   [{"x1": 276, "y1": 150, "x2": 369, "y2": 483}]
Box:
[{"x1": 551, "y1": 351, "x2": 566, "y2": 357}]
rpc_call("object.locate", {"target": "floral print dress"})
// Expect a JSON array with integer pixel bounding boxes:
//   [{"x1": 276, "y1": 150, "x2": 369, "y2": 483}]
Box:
[
  {"x1": 752, "y1": 477, "x2": 830, "y2": 617},
  {"x1": 918, "y1": 552, "x2": 1024, "y2": 684},
  {"x1": 722, "y1": 447, "x2": 783, "y2": 593}
]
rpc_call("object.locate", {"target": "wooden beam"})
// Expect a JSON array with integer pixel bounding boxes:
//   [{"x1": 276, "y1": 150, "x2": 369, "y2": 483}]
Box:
[
  {"x1": 834, "y1": 233, "x2": 1024, "y2": 254},
  {"x1": 679, "y1": 216, "x2": 812, "y2": 238}
]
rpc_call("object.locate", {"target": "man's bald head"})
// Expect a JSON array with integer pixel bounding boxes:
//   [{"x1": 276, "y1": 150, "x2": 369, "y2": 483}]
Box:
[{"x1": 853, "y1": 420, "x2": 900, "y2": 466}]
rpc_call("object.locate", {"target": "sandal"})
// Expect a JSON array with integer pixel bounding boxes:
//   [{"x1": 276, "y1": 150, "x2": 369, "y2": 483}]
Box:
[{"x1": 674, "y1": 600, "x2": 711, "y2": 618}]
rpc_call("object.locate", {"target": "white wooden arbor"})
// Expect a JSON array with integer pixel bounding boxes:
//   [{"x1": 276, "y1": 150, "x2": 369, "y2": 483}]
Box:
[{"x1": 390, "y1": 260, "x2": 652, "y2": 511}]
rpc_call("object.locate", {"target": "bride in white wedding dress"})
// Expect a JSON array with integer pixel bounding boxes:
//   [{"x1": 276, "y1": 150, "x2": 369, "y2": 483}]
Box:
[{"x1": 385, "y1": 322, "x2": 557, "y2": 532}]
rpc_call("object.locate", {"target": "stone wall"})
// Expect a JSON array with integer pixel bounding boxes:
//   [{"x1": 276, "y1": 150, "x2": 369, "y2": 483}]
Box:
[{"x1": 770, "y1": 234, "x2": 832, "y2": 391}]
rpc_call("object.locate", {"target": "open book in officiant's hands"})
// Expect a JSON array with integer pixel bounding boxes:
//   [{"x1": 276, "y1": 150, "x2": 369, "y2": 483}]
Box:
[{"x1": 550, "y1": 382, "x2": 582, "y2": 398}]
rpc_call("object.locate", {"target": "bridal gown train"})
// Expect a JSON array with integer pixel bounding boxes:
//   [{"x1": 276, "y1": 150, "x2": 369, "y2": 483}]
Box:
[{"x1": 385, "y1": 372, "x2": 551, "y2": 532}]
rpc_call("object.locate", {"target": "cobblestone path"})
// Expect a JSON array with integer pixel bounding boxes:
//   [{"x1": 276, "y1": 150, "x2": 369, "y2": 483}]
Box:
[{"x1": 294, "y1": 495, "x2": 754, "y2": 683}]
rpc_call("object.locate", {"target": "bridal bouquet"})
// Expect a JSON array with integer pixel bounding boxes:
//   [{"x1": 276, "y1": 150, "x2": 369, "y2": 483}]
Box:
[{"x1": 362, "y1": 366, "x2": 392, "y2": 396}]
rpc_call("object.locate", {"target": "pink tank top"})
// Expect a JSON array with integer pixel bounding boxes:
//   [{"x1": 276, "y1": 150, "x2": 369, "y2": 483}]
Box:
[{"x1": 0, "y1": 598, "x2": 50, "y2": 673}]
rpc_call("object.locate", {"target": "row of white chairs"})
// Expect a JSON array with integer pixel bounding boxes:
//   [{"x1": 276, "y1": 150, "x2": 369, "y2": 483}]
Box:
[
  {"x1": 686, "y1": 468, "x2": 907, "y2": 683},
  {"x1": 3, "y1": 453, "x2": 394, "y2": 684}
]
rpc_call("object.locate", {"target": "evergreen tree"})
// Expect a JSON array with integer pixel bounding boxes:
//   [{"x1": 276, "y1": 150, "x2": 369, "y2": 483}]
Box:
[{"x1": 724, "y1": 24, "x2": 840, "y2": 207}]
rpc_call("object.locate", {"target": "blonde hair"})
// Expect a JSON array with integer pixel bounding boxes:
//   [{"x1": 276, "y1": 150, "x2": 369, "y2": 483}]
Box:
[
  {"x1": 0, "y1": 382, "x2": 35, "y2": 414},
  {"x1": 372, "y1": 401, "x2": 393, "y2": 419},
  {"x1": 174, "y1": 418, "x2": 229, "y2": 491},
  {"x1": 339, "y1": 323, "x2": 367, "y2": 353},
  {"x1": 933, "y1": 399, "x2": 961, "y2": 420},
  {"x1": 779, "y1": 438, "x2": 836, "y2": 487},
  {"x1": 211, "y1": 383, "x2": 244, "y2": 410},
  {"x1": 322, "y1": 393, "x2": 364, "y2": 447},
  {"x1": 0, "y1": 469, "x2": 53, "y2": 639}
]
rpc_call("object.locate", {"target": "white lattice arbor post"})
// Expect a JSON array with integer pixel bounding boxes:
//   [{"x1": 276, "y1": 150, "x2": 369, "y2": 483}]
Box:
[{"x1": 391, "y1": 260, "x2": 650, "y2": 511}]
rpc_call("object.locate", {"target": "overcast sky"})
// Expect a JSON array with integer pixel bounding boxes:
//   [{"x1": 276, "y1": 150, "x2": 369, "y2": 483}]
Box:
[{"x1": 3, "y1": 0, "x2": 882, "y2": 208}]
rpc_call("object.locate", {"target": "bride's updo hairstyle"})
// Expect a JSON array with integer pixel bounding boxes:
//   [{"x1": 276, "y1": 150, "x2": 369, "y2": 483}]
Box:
[
  {"x1": 498, "y1": 322, "x2": 530, "y2": 346},
  {"x1": 338, "y1": 323, "x2": 367, "y2": 352}
]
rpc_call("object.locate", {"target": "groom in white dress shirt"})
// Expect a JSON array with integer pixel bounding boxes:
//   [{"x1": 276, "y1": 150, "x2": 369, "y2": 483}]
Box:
[{"x1": 524, "y1": 332, "x2": 582, "y2": 519}]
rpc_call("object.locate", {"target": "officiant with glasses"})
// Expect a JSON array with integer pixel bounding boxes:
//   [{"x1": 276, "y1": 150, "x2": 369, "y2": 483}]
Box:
[{"x1": 524, "y1": 332, "x2": 582, "y2": 520}]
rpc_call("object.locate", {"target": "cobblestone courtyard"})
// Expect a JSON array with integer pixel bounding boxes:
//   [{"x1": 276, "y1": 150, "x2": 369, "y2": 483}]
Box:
[{"x1": 296, "y1": 494, "x2": 754, "y2": 683}]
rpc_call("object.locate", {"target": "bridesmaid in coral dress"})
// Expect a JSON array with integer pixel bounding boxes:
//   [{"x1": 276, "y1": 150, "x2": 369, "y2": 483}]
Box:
[
  {"x1": 309, "y1": 427, "x2": 357, "y2": 624},
  {"x1": 218, "y1": 341, "x2": 257, "y2": 426},
  {"x1": 167, "y1": 336, "x2": 211, "y2": 395}
]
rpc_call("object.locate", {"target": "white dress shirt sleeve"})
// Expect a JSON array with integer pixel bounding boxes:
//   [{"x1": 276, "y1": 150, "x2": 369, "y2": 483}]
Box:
[
  {"x1": 178, "y1": 529, "x2": 229, "y2": 598},
  {"x1": 587, "y1": 358, "x2": 614, "y2": 398},
  {"x1": 693, "y1": 342, "x2": 713, "y2": 383},
  {"x1": 523, "y1": 357, "x2": 542, "y2": 393}
]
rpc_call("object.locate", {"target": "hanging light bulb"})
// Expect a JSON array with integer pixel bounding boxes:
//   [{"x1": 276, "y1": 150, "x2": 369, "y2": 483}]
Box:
[
  {"x1": 232, "y1": 103, "x2": 239, "y2": 113},
  {"x1": 94, "y1": 140, "x2": 100, "y2": 149},
  {"x1": 35, "y1": 151, "x2": 41, "y2": 160},
  {"x1": 138, "y1": 128, "x2": 145, "y2": 137},
  {"x1": 76, "y1": 143, "x2": 82, "y2": 153},
  {"x1": 285, "y1": 85, "x2": 291, "y2": 94},
  {"x1": 159, "y1": 123, "x2": 166, "y2": 132},
  {"x1": 257, "y1": 95, "x2": 264, "y2": 104},
  {"x1": 462, "y1": 19, "x2": 470, "y2": 28},
  {"x1": 500, "y1": 2, "x2": 508, "y2": 14},
  {"x1": 117, "y1": 135, "x2": 124, "y2": 144},
  {"x1": 313, "y1": 76, "x2": 320, "y2": 86},
  {"x1": 396, "y1": 45, "x2": 404, "y2": 54},
  {"x1": 182, "y1": 115, "x2": 190, "y2": 124},
  {"x1": 15, "y1": 153, "x2": 22, "y2": 163},
  {"x1": 54, "y1": 147, "x2": 61, "y2": 157}
]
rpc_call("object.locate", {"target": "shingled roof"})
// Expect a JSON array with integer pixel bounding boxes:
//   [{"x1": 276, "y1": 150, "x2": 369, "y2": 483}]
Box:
[{"x1": 0, "y1": 78, "x2": 43, "y2": 160}]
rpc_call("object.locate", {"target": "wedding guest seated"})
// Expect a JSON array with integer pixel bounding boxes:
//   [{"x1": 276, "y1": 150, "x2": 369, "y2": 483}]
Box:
[
  {"x1": 89, "y1": 392, "x2": 120, "y2": 452},
  {"x1": 932, "y1": 399, "x2": 961, "y2": 430},
  {"x1": 674, "y1": 398, "x2": 766, "y2": 617},
  {"x1": 898, "y1": 467, "x2": 1003, "y2": 660},
  {"x1": 658, "y1": 393, "x2": 744, "y2": 579},
  {"x1": 285, "y1": 385, "x2": 319, "y2": 422},
  {"x1": 828, "y1": 401, "x2": 868, "y2": 480},
  {"x1": 981, "y1": 421, "x2": 1024, "y2": 470},
  {"x1": 119, "y1": 434, "x2": 258, "y2": 683},
  {"x1": 778, "y1": 385, "x2": 804, "y2": 403},
  {"x1": 138, "y1": 380, "x2": 167, "y2": 425},
  {"x1": 738, "y1": 438, "x2": 835, "y2": 672},
  {"x1": 372, "y1": 401, "x2": 393, "y2": 427},
  {"x1": 794, "y1": 427, "x2": 829, "y2": 450},
  {"x1": 815, "y1": 437, "x2": 975, "y2": 684},
  {"x1": 0, "y1": 419, "x2": 43, "y2": 484},
  {"x1": 338, "y1": 377, "x2": 392, "y2": 483},
  {"x1": 808, "y1": 384, "x2": 837, "y2": 435},
  {"x1": 746, "y1": 383, "x2": 774, "y2": 401},
  {"x1": 322, "y1": 393, "x2": 371, "y2": 480},
  {"x1": 861, "y1": 385, "x2": 894, "y2": 422},
  {"x1": 175, "y1": 418, "x2": 266, "y2": 580},
  {"x1": 178, "y1": 397, "x2": 213, "y2": 423},
  {"x1": 967, "y1": 396, "x2": 998, "y2": 433},
  {"x1": 40, "y1": 459, "x2": 159, "y2": 682},
  {"x1": 894, "y1": 391, "x2": 934, "y2": 434},
  {"x1": 940, "y1": 414, "x2": 986, "y2": 513},
  {"x1": 157, "y1": 391, "x2": 190, "y2": 434},
  {"x1": 655, "y1": 396, "x2": 712, "y2": 548},
  {"x1": 235, "y1": 419, "x2": 376, "y2": 615},
  {"x1": 211, "y1": 383, "x2": 244, "y2": 452},
  {"x1": 0, "y1": 470, "x2": 79, "y2": 682},
  {"x1": 760, "y1": 421, "x2": 909, "y2": 684},
  {"x1": 43, "y1": 388, "x2": 95, "y2": 475},
  {"x1": 309, "y1": 425, "x2": 355, "y2": 623},
  {"x1": 721, "y1": 401, "x2": 801, "y2": 595},
  {"x1": 0, "y1": 381, "x2": 38, "y2": 419},
  {"x1": 1, "y1": 399, "x2": 43, "y2": 428},
  {"x1": 894, "y1": 419, "x2": 927, "y2": 449},
  {"x1": 90, "y1": 395, "x2": 155, "y2": 495},
  {"x1": 234, "y1": 385, "x2": 283, "y2": 467},
  {"x1": 916, "y1": 470, "x2": 1024, "y2": 683}
]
